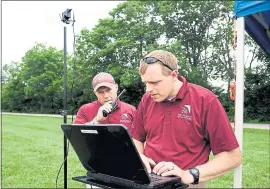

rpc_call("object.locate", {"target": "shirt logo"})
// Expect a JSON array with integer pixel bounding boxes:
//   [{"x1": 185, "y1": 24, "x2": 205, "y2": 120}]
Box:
[
  {"x1": 178, "y1": 105, "x2": 192, "y2": 120},
  {"x1": 120, "y1": 113, "x2": 132, "y2": 125},
  {"x1": 184, "y1": 105, "x2": 191, "y2": 113},
  {"x1": 121, "y1": 114, "x2": 128, "y2": 119}
]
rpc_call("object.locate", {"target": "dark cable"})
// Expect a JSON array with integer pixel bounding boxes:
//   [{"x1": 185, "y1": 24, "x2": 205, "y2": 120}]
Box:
[
  {"x1": 56, "y1": 141, "x2": 70, "y2": 189},
  {"x1": 70, "y1": 11, "x2": 77, "y2": 124},
  {"x1": 56, "y1": 125, "x2": 73, "y2": 188}
]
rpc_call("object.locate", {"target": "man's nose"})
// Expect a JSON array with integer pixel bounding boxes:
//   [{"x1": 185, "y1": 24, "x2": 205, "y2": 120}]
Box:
[
  {"x1": 145, "y1": 84, "x2": 153, "y2": 93},
  {"x1": 103, "y1": 91, "x2": 110, "y2": 98}
]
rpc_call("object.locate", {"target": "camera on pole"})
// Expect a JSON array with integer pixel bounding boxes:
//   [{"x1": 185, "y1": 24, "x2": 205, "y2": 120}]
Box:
[{"x1": 61, "y1": 9, "x2": 72, "y2": 24}]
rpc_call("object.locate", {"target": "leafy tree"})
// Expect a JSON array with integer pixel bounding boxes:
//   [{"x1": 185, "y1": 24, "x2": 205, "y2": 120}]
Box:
[
  {"x1": 2, "y1": 43, "x2": 73, "y2": 113},
  {"x1": 152, "y1": 1, "x2": 231, "y2": 86},
  {"x1": 2, "y1": 62, "x2": 25, "y2": 112},
  {"x1": 74, "y1": 1, "x2": 167, "y2": 107},
  {"x1": 244, "y1": 51, "x2": 270, "y2": 121}
]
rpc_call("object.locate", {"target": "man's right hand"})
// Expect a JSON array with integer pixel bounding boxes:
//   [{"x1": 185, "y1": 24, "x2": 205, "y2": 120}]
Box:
[
  {"x1": 96, "y1": 101, "x2": 114, "y2": 122},
  {"x1": 140, "y1": 153, "x2": 156, "y2": 173}
]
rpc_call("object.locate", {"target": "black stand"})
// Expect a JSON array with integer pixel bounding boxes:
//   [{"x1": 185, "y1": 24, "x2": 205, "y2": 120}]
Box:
[
  {"x1": 63, "y1": 25, "x2": 68, "y2": 189},
  {"x1": 60, "y1": 8, "x2": 73, "y2": 189}
]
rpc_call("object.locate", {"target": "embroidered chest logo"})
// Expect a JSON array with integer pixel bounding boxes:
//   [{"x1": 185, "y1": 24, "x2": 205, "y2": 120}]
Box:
[
  {"x1": 178, "y1": 105, "x2": 192, "y2": 120},
  {"x1": 120, "y1": 113, "x2": 132, "y2": 124}
]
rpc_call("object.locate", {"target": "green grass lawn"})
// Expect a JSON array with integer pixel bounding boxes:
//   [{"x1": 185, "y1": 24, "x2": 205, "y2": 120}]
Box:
[{"x1": 2, "y1": 114, "x2": 270, "y2": 188}]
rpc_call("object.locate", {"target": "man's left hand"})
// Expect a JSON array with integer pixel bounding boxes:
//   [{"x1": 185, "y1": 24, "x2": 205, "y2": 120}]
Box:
[{"x1": 152, "y1": 161, "x2": 194, "y2": 184}]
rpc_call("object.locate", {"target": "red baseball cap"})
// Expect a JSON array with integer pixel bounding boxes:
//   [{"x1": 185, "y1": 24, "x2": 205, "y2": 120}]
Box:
[{"x1": 92, "y1": 72, "x2": 115, "y2": 92}]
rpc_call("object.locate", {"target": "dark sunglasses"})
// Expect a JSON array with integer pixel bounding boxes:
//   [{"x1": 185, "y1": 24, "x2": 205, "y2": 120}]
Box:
[{"x1": 141, "y1": 57, "x2": 174, "y2": 71}]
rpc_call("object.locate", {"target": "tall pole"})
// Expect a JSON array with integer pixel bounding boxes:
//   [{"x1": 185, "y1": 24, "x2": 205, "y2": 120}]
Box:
[
  {"x1": 63, "y1": 25, "x2": 68, "y2": 189},
  {"x1": 234, "y1": 16, "x2": 244, "y2": 188},
  {"x1": 60, "y1": 8, "x2": 72, "y2": 189}
]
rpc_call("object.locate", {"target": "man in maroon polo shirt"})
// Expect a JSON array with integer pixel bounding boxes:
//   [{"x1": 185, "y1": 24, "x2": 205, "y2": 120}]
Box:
[
  {"x1": 74, "y1": 72, "x2": 136, "y2": 131},
  {"x1": 130, "y1": 50, "x2": 242, "y2": 188}
]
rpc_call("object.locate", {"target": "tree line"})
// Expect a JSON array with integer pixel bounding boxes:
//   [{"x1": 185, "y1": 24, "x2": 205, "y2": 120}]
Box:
[{"x1": 2, "y1": 1, "x2": 270, "y2": 122}]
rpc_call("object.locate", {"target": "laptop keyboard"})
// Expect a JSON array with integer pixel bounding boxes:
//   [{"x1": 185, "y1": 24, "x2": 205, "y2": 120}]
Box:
[
  {"x1": 150, "y1": 177, "x2": 162, "y2": 182},
  {"x1": 149, "y1": 173, "x2": 162, "y2": 182}
]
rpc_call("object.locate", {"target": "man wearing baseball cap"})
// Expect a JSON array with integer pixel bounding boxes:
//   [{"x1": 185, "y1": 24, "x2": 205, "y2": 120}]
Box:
[
  {"x1": 130, "y1": 50, "x2": 241, "y2": 188},
  {"x1": 74, "y1": 72, "x2": 136, "y2": 131}
]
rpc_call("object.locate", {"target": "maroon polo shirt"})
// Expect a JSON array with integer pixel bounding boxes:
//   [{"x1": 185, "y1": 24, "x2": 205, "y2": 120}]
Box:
[
  {"x1": 74, "y1": 100, "x2": 136, "y2": 130},
  {"x1": 130, "y1": 76, "x2": 239, "y2": 170}
]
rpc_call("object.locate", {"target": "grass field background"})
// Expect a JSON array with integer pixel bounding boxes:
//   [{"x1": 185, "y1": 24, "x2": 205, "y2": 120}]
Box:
[{"x1": 2, "y1": 114, "x2": 270, "y2": 188}]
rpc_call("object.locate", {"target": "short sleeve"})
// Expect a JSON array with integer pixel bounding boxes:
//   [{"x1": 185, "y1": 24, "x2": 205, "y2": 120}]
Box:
[
  {"x1": 204, "y1": 98, "x2": 239, "y2": 155},
  {"x1": 74, "y1": 105, "x2": 88, "y2": 124}
]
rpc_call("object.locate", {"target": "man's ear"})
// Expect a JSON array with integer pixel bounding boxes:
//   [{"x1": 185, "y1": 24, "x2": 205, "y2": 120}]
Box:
[
  {"x1": 171, "y1": 70, "x2": 179, "y2": 79},
  {"x1": 115, "y1": 83, "x2": 119, "y2": 90}
]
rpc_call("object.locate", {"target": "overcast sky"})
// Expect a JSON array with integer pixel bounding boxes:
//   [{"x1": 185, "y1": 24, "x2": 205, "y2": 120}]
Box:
[{"x1": 2, "y1": 1, "x2": 124, "y2": 65}]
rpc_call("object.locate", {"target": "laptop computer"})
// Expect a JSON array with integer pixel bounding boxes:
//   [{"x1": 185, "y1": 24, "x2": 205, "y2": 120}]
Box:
[{"x1": 61, "y1": 124, "x2": 188, "y2": 189}]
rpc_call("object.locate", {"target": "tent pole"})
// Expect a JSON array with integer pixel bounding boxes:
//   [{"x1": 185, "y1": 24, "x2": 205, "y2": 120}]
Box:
[{"x1": 234, "y1": 16, "x2": 244, "y2": 188}]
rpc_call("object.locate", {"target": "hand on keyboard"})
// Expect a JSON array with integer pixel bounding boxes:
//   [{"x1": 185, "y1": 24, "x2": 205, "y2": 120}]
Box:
[
  {"x1": 139, "y1": 153, "x2": 156, "y2": 173},
  {"x1": 153, "y1": 161, "x2": 194, "y2": 185}
]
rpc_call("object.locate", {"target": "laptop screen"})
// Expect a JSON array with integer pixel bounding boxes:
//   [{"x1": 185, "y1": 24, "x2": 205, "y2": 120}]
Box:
[{"x1": 62, "y1": 124, "x2": 150, "y2": 184}]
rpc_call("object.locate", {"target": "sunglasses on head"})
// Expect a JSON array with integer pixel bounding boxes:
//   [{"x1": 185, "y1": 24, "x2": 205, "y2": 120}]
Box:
[{"x1": 142, "y1": 57, "x2": 174, "y2": 71}]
